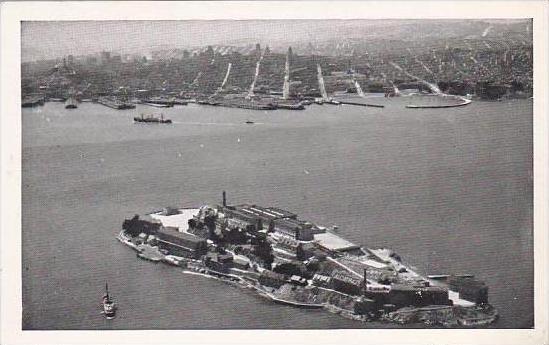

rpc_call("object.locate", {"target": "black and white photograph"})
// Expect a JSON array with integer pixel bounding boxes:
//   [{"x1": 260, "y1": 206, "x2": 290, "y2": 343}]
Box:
[{"x1": 1, "y1": 1, "x2": 548, "y2": 345}]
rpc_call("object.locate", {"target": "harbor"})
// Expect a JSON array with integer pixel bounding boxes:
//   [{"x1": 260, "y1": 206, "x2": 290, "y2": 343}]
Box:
[
  {"x1": 24, "y1": 35, "x2": 533, "y2": 113},
  {"x1": 22, "y1": 94, "x2": 45, "y2": 107},
  {"x1": 18, "y1": 17, "x2": 535, "y2": 331},
  {"x1": 97, "y1": 96, "x2": 136, "y2": 109}
]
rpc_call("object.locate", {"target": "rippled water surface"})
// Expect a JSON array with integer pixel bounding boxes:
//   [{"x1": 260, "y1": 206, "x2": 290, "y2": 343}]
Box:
[{"x1": 22, "y1": 99, "x2": 533, "y2": 329}]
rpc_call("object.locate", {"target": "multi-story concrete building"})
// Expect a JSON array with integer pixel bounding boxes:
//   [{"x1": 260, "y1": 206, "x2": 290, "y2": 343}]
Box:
[{"x1": 156, "y1": 227, "x2": 207, "y2": 259}]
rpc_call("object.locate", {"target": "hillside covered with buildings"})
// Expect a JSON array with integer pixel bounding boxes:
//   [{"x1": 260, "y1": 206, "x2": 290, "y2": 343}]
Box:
[{"x1": 21, "y1": 19, "x2": 532, "y2": 102}]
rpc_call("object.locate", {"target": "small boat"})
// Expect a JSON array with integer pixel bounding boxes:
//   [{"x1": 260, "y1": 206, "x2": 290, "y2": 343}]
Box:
[
  {"x1": 143, "y1": 102, "x2": 172, "y2": 108},
  {"x1": 134, "y1": 113, "x2": 172, "y2": 124},
  {"x1": 65, "y1": 96, "x2": 78, "y2": 109},
  {"x1": 276, "y1": 102, "x2": 305, "y2": 110},
  {"x1": 102, "y1": 282, "x2": 116, "y2": 319},
  {"x1": 245, "y1": 120, "x2": 255, "y2": 124}
]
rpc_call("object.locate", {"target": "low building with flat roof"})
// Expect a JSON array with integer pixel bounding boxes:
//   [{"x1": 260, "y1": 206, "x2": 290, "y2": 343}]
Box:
[
  {"x1": 273, "y1": 218, "x2": 315, "y2": 241},
  {"x1": 222, "y1": 208, "x2": 262, "y2": 231},
  {"x1": 156, "y1": 226, "x2": 207, "y2": 258},
  {"x1": 245, "y1": 205, "x2": 296, "y2": 219},
  {"x1": 235, "y1": 204, "x2": 297, "y2": 224},
  {"x1": 313, "y1": 231, "x2": 360, "y2": 253},
  {"x1": 312, "y1": 273, "x2": 332, "y2": 287},
  {"x1": 149, "y1": 208, "x2": 200, "y2": 232}
]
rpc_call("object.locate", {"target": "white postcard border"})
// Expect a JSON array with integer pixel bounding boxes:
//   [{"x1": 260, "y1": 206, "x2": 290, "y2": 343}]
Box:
[{"x1": 1, "y1": 1, "x2": 547, "y2": 345}]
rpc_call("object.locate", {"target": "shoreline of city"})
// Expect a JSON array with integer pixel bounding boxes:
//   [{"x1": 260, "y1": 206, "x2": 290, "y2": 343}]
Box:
[{"x1": 22, "y1": 21, "x2": 532, "y2": 111}]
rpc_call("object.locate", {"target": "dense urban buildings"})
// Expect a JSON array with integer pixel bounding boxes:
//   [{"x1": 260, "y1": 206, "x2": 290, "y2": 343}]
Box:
[{"x1": 21, "y1": 20, "x2": 532, "y2": 103}]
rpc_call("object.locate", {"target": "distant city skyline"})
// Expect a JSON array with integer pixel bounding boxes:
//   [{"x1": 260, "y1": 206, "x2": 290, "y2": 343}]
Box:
[{"x1": 21, "y1": 19, "x2": 531, "y2": 62}]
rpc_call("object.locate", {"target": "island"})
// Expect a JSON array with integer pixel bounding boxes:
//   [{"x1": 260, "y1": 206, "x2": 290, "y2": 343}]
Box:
[{"x1": 117, "y1": 192, "x2": 498, "y2": 327}]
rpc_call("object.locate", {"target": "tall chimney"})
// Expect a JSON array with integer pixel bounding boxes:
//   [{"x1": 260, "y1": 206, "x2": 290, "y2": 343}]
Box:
[{"x1": 222, "y1": 190, "x2": 227, "y2": 207}]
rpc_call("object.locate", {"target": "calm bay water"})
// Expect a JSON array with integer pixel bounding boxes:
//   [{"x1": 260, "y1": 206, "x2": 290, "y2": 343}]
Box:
[{"x1": 22, "y1": 99, "x2": 533, "y2": 329}]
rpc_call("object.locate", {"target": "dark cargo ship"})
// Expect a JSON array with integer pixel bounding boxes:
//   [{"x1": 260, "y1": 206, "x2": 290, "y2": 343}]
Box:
[{"x1": 133, "y1": 113, "x2": 172, "y2": 124}]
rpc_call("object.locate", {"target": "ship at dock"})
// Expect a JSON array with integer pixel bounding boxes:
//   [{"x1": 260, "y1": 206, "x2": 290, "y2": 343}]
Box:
[
  {"x1": 143, "y1": 101, "x2": 173, "y2": 108},
  {"x1": 117, "y1": 191, "x2": 498, "y2": 328},
  {"x1": 197, "y1": 96, "x2": 277, "y2": 110},
  {"x1": 275, "y1": 101, "x2": 305, "y2": 110},
  {"x1": 217, "y1": 98, "x2": 277, "y2": 110},
  {"x1": 64, "y1": 96, "x2": 78, "y2": 109},
  {"x1": 142, "y1": 96, "x2": 188, "y2": 107},
  {"x1": 97, "y1": 96, "x2": 136, "y2": 110},
  {"x1": 21, "y1": 94, "x2": 45, "y2": 108}
]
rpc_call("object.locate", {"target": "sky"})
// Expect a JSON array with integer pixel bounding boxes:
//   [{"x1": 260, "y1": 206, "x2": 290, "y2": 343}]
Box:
[
  {"x1": 21, "y1": 19, "x2": 530, "y2": 62},
  {"x1": 22, "y1": 20, "x2": 340, "y2": 61}
]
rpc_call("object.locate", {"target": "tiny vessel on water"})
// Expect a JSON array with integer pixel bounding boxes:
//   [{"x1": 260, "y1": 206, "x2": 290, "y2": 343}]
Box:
[
  {"x1": 102, "y1": 282, "x2": 116, "y2": 319},
  {"x1": 64, "y1": 96, "x2": 78, "y2": 109},
  {"x1": 143, "y1": 97, "x2": 174, "y2": 108},
  {"x1": 245, "y1": 120, "x2": 255, "y2": 124},
  {"x1": 275, "y1": 101, "x2": 305, "y2": 110},
  {"x1": 142, "y1": 96, "x2": 188, "y2": 107},
  {"x1": 134, "y1": 113, "x2": 172, "y2": 124},
  {"x1": 143, "y1": 102, "x2": 172, "y2": 108}
]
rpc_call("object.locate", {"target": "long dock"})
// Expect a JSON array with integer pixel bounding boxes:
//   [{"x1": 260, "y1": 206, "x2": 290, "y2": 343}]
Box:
[
  {"x1": 22, "y1": 95, "x2": 45, "y2": 107},
  {"x1": 405, "y1": 100, "x2": 471, "y2": 108},
  {"x1": 198, "y1": 99, "x2": 277, "y2": 110},
  {"x1": 97, "y1": 97, "x2": 136, "y2": 109},
  {"x1": 338, "y1": 100, "x2": 385, "y2": 108},
  {"x1": 143, "y1": 102, "x2": 173, "y2": 108}
]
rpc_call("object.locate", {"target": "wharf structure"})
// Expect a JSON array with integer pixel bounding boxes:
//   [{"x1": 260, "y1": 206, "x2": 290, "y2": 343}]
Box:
[
  {"x1": 118, "y1": 192, "x2": 497, "y2": 327},
  {"x1": 24, "y1": 43, "x2": 502, "y2": 110},
  {"x1": 22, "y1": 94, "x2": 45, "y2": 107},
  {"x1": 23, "y1": 26, "x2": 534, "y2": 109},
  {"x1": 97, "y1": 96, "x2": 136, "y2": 109}
]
